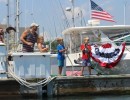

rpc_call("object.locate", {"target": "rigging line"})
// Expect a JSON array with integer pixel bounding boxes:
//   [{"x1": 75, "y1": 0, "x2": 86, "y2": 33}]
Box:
[
  {"x1": 51, "y1": 0, "x2": 62, "y2": 35},
  {"x1": 43, "y1": 12, "x2": 54, "y2": 40},
  {"x1": 45, "y1": 16, "x2": 54, "y2": 40},
  {"x1": 57, "y1": 0, "x2": 70, "y2": 28},
  {"x1": 43, "y1": 27, "x2": 49, "y2": 42},
  {"x1": 50, "y1": 0, "x2": 59, "y2": 37},
  {"x1": 44, "y1": 20, "x2": 53, "y2": 40},
  {"x1": 44, "y1": 32, "x2": 49, "y2": 42},
  {"x1": 37, "y1": 0, "x2": 52, "y2": 39},
  {"x1": 82, "y1": 15, "x2": 86, "y2": 26},
  {"x1": 55, "y1": 0, "x2": 67, "y2": 31},
  {"x1": 53, "y1": 17, "x2": 58, "y2": 38}
]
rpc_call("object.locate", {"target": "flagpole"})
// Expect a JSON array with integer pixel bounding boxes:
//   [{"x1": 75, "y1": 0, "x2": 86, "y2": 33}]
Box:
[{"x1": 89, "y1": 0, "x2": 91, "y2": 20}]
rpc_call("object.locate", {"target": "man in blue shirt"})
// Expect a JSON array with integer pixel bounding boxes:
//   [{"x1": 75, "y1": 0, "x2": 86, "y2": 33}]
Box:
[{"x1": 57, "y1": 37, "x2": 67, "y2": 76}]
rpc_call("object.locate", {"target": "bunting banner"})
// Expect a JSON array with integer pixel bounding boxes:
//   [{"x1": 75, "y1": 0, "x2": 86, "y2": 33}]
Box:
[{"x1": 90, "y1": 42, "x2": 125, "y2": 68}]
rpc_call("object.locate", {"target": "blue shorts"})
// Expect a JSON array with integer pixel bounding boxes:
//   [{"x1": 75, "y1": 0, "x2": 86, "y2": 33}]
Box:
[
  {"x1": 82, "y1": 59, "x2": 91, "y2": 67},
  {"x1": 58, "y1": 60, "x2": 64, "y2": 67}
]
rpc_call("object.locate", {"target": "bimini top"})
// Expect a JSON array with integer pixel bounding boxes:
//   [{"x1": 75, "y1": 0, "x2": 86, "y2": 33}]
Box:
[{"x1": 62, "y1": 25, "x2": 130, "y2": 35}]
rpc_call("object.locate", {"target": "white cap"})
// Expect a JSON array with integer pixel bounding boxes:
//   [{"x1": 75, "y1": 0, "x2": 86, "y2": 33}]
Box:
[{"x1": 30, "y1": 23, "x2": 39, "y2": 27}]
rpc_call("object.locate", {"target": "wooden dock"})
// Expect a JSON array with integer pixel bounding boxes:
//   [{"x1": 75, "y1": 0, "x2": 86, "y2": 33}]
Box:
[
  {"x1": 1, "y1": 75, "x2": 130, "y2": 97},
  {"x1": 47, "y1": 74, "x2": 130, "y2": 97},
  {"x1": 0, "y1": 78, "x2": 41, "y2": 98},
  {"x1": 0, "y1": 79, "x2": 20, "y2": 96}
]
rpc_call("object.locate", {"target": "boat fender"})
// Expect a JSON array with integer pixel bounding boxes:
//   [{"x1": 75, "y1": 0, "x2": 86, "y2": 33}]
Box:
[
  {"x1": 42, "y1": 55, "x2": 46, "y2": 57},
  {"x1": 19, "y1": 55, "x2": 23, "y2": 57}
]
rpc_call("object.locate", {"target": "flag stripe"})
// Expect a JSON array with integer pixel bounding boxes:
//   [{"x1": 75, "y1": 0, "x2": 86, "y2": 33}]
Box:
[
  {"x1": 92, "y1": 10, "x2": 113, "y2": 17},
  {"x1": 92, "y1": 12, "x2": 113, "y2": 19},
  {"x1": 92, "y1": 16, "x2": 115, "y2": 22},
  {"x1": 90, "y1": 0, "x2": 115, "y2": 22},
  {"x1": 92, "y1": 15, "x2": 115, "y2": 21}
]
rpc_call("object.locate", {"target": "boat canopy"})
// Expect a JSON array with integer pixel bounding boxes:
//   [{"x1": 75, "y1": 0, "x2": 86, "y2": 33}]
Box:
[{"x1": 62, "y1": 25, "x2": 130, "y2": 35}]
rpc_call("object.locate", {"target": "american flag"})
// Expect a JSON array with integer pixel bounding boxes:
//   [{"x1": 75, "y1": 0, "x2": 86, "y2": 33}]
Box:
[{"x1": 90, "y1": 0, "x2": 115, "y2": 22}]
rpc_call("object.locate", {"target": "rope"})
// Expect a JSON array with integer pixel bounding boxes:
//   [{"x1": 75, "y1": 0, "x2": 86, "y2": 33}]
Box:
[
  {"x1": 7, "y1": 67, "x2": 56, "y2": 88},
  {"x1": 125, "y1": 47, "x2": 130, "y2": 52}
]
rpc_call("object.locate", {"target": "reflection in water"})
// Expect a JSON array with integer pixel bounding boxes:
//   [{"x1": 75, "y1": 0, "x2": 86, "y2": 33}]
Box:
[
  {"x1": 45, "y1": 95, "x2": 130, "y2": 100},
  {"x1": 1, "y1": 95, "x2": 130, "y2": 100}
]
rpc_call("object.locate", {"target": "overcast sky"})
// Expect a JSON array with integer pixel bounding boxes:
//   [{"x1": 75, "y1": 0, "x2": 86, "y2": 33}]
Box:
[{"x1": 0, "y1": 0, "x2": 129, "y2": 41}]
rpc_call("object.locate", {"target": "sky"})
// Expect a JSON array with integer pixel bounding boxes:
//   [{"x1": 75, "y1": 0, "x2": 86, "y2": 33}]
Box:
[{"x1": 0, "y1": 0, "x2": 130, "y2": 41}]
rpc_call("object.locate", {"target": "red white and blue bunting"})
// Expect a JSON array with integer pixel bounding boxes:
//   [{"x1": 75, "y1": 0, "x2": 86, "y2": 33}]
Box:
[{"x1": 90, "y1": 42, "x2": 125, "y2": 68}]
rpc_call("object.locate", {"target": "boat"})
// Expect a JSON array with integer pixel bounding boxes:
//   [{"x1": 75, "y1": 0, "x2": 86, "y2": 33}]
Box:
[{"x1": 62, "y1": 25, "x2": 130, "y2": 75}]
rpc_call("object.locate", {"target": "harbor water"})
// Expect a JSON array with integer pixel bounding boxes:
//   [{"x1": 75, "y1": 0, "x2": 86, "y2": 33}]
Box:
[{"x1": 1, "y1": 95, "x2": 130, "y2": 100}]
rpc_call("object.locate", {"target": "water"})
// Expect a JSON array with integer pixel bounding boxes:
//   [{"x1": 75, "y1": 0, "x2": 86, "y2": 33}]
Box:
[
  {"x1": 45, "y1": 95, "x2": 130, "y2": 100},
  {"x1": 1, "y1": 95, "x2": 130, "y2": 100}
]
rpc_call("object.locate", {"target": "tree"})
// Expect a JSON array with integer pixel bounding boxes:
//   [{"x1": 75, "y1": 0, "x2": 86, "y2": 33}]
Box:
[{"x1": 44, "y1": 40, "x2": 58, "y2": 53}]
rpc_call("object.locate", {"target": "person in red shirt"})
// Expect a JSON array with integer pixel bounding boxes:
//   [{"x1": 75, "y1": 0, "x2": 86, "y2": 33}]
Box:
[{"x1": 80, "y1": 37, "x2": 91, "y2": 76}]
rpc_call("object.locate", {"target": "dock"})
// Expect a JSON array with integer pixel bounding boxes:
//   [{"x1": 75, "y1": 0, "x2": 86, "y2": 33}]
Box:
[
  {"x1": 47, "y1": 74, "x2": 130, "y2": 96},
  {"x1": 1, "y1": 74, "x2": 130, "y2": 97}
]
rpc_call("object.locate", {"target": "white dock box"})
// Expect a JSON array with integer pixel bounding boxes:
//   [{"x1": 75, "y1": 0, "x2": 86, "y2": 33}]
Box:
[
  {"x1": 0, "y1": 43, "x2": 7, "y2": 78},
  {"x1": 12, "y1": 52, "x2": 51, "y2": 79}
]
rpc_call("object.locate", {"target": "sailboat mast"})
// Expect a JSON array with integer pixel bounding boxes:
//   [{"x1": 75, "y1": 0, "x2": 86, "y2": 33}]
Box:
[
  {"x1": 16, "y1": 0, "x2": 20, "y2": 43},
  {"x1": 7, "y1": 0, "x2": 9, "y2": 27},
  {"x1": 6, "y1": 0, "x2": 9, "y2": 52},
  {"x1": 89, "y1": 0, "x2": 91, "y2": 20},
  {"x1": 70, "y1": 0, "x2": 75, "y2": 27}
]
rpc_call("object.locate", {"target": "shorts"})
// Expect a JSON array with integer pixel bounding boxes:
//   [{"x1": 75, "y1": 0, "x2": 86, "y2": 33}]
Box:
[
  {"x1": 82, "y1": 59, "x2": 91, "y2": 67},
  {"x1": 58, "y1": 60, "x2": 64, "y2": 67}
]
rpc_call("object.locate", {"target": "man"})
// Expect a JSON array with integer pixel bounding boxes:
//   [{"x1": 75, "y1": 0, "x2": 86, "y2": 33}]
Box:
[{"x1": 20, "y1": 23, "x2": 39, "y2": 52}]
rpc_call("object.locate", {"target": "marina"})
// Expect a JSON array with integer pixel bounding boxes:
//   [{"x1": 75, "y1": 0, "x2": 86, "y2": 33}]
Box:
[
  {"x1": 0, "y1": 25, "x2": 130, "y2": 98},
  {"x1": 0, "y1": 0, "x2": 130, "y2": 99}
]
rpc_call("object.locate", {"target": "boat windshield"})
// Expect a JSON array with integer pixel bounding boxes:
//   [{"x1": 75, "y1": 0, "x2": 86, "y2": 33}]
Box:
[
  {"x1": 110, "y1": 32, "x2": 130, "y2": 46},
  {"x1": 64, "y1": 31, "x2": 99, "y2": 53}
]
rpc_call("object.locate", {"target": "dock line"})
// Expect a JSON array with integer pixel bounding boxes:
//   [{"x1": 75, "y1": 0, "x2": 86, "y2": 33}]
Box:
[{"x1": 7, "y1": 67, "x2": 56, "y2": 88}]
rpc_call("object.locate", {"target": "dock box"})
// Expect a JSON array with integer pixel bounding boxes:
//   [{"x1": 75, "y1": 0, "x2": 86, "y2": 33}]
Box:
[
  {"x1": 0, "y1": 43, "x2": 7, "y2": 78},
  {"x1": 12, "y1": 52, "x2": 51, "y2": 79}
]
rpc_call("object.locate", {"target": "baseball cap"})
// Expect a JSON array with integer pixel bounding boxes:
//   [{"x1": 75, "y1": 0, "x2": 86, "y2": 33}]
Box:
[{"x1": 30, "y1": 23, "x2": 39, "y2": 27}]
